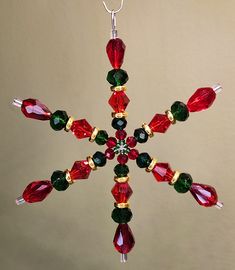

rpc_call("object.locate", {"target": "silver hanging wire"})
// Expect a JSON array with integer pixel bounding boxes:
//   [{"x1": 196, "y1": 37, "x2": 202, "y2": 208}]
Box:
[{"x1": 102, "y1": 0, "x2": 124, "y2": 39}]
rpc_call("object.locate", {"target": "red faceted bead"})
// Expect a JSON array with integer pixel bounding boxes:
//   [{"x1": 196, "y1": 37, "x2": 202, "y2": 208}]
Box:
[
  {"x1": 126, "y1": 136, "x2": 137, "y2": 148},
  {"x1": 117, "y1": 154, "x2": 128, "y2": 165},
  {"x1": 22, "y1": 180, "x2": 53, "y2": 203},
  {"x1": 152, "y1": 163, "x2": 174, "y2": 182},
  {"x1": 128, "y1": 149, "x2": 139, "y2": 160},
  {"x1": 190, "y1": 183, "x2": 219, "y2": 207},
  {"x1": 116, "y1": 130, "x2": 127, "y2": 140},
  {"x1": 105, "y1": 148, "x2": 115, "y2": 160},
  {"x1": 108, "y1": 91, "x2": 130, "y2": 113},
  {"x1": 187, "y1": 87, "x2": 216, "y2": 112},
  {"x1": 70, "y1": 160, "x2": 91, "y2": 180},
  {"x1": 149, "y1": 114, "x2": 171, "y2": 133},
  {"x1": 113, "y1": 224, "x2": 135, "y2": 254},
  {"x1": 21, "y1": 99, "x2": 51, "y2": 120},
  {"x1": 106, "y1": 137, "x2": 117, "y2": 148},
  {"x1": 112, "y1": 182, "x2": 133, "y2": 203},
  {"x1": 71, "y1": 119, "x2": 93, "y2": 139},
  {"x1": 106, "y1": 38, "x2": 126, "y2": 69}
]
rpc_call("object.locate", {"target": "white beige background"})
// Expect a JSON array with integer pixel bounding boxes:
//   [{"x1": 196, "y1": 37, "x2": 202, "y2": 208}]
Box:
[{"x1": 0, "y1": 0, "x2": 235, "y2": 269}]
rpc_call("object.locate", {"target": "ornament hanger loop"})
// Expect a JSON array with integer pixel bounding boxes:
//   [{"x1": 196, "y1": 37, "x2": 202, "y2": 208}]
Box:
[{"x1": 102, "y1": 0, "x2": 124, "y2": 14}]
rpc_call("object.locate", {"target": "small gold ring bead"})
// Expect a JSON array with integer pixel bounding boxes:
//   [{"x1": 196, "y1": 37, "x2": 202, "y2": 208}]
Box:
[
  {"x1": 87, "y1": 156, "x2": 97, "y2": 170},
  {"x1": 114, "y1": 176, "x2": 130, "y2": 183},
  {"x1": 165, "y1": 110, "x2": 176, "y2": 124},
  {"x1": 65, "y1": 170, "x2": 73, "y2": 185},
  {"x1": 146, "y1": 158, "x2": 158, "y2": 172},
  {"x1": 89, "y1": 127, "x2": 99, "y2": 142},
  {"x1": 65, "y1": 117, "x2": 74, "y2": 132},
  {"x1": 111, "y1": 112, "x2": 128, "y2": 118},
  {"x1": 114, "y1": 202, "x2": 130, "y2": 209},
  {"x1": 169, "y1": 171, "x2": 180, "y2": 185},
  {"x1": 110, "y1": 85, "x2": 127, "y2": 92},
  {"x1": 142, "y1": 123, "x2": 154, "y2": 138}
]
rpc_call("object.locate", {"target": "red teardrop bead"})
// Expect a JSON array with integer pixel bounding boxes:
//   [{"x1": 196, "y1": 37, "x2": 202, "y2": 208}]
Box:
[
  {"x1": 152, "y1": 163, "x2": 174, "y2": 182},
  {"x1": 109, "y1": 91, "x2": 130, "y2": 113},
  {"x1": 149, "y1": 114, "x2": 171, "y2": 133},
  {"x1": 71, "y1": 119, "x2": 93, "y2": 139},
  {"x1": 70, "y1": 160, "x2": 91, "y2": 180},
  {"x1": 22, "y1": 180, "x2": 53, "y2": 203},
  {"x1": 112, "y1": 182, "x2": 133, "y2": 203},
  {"x1": 106, "y1": 38, "x2": 126, "y2": 69},
  {"x1": 187, "y1": 87, "x2": 216, "y2": 112},
  {"x1": 113, "y1": 224, "x2": 135, "y2": 254},
  {"x1": 21, "y1": 99, "x2": 51, "y2": 120},
  {"x1": 190, "y1": 183, "x2": 219, "y2": 207}
]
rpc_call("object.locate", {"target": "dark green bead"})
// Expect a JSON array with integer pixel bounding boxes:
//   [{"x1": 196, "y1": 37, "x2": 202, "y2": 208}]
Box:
[
  {"x1": 136, "y1": 152, "x2": 152, "y2": 168},
  {"x1": 92, "y1": 151, "x2": 107, "y2": 167},
  {"x1": 134, "y1": 128, "x2": 148, "y2": 143},
  {"x1": 51, "y1": 170, "x2": 69, "y2": 191},
  {"x1": 171, "y1": 101, "x2": 189, "y2": 122},
  {"x1": 50, "y1": 110, "x2": 69, "y2": 131},
  {"x1": 112, "y1": 117, "x2": 127, "y2": 130},
  {"x1": 114, "y1": 164, "x2": 129, "y2": 177},
  {"x1": 111, "y1": 208, "x2": 132, "y2": 224},
  {"x1": 174, "y1": 173, "x2": 193, "y2": 193},
  {"x1": 95, "y1": 130, "x2": 108, "y2": 145},
  {"x1": 107, "y1": 69, "x2": 129, "y2": 86}
]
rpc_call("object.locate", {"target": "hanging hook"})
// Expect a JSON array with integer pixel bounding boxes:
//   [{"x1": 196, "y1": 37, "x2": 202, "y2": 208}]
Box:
[{"x1": 102, "y1": 0, "x2": 124, "y2": 14}]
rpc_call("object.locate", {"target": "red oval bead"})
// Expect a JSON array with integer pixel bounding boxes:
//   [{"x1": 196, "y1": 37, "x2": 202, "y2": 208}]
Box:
[
  {"x1": 149, "y1": 114, "x2": 171, "y2": 133},
  {"x1": 187, "y1": 87, "x2": 216, "y2": 112},
  {"x1": 21, "y1": 99, "x2": 51, "y2": 120},
  {"x1": 113, "y1": 224, "x2": 135, "y2": 254},
  {"x1": 22, "y1": 180, "x2": 53, "y2": 203},
  {"x1": 190, "y1": 183, "x2": 218, "y2": 207},
  {"x1": 71, "y1": 119, "x2": 93, "y2": 139},
  {"x1": 70, "y1": 160, "x2": 91, "y2": 180},
  {"x1": 106, "y1": 38, "x2": 126, "y2": 69},
  {"x1": 111, "y1": 182, "x2": 133, "y2": 203}
]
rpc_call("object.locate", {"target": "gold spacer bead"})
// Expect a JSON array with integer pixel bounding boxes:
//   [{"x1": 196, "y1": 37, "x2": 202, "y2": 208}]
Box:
[
  {"x1": 111, "y1": 112, "x2": 128, "y2": 118},
  {"x1": 142, "y1": 123, "x2": 154, "y2": 138},
  {"x1": 114, "y1": 176, "x2": 130, "y2": 183},
  {"x1": 65, "y1": 170, "x2": 74, "y2": 185},
  {"x1": 114, "y1": 202, "x2": 130, "y2": 209},
  {"x1": 89, "y1": 127, "x2": 99, "y2": 142},
  {"x1": 165, "y1": 110, "x2": 176, "y2": 124},
  {"x1": 146, "y1": 158, "x2": 158, "y2": 172},
  {"x1": 110, "y1": 85, "x2": 127, "y2": 92},
  {"x1": 87, "y1": 156, "x2": 97, "y2": 170},
  {"x1": 169, "y1": 171, "x2": 180, "y2": 185},
  {"x1": 64, "y1": 117, "x2": 74, "y2": 132}
]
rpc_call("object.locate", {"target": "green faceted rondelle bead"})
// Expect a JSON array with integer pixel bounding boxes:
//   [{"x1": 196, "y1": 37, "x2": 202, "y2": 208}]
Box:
[
  {"x1": 174, "y1": 173, "x2": 193, "y2": 193},
  {"x1": 114, "y1": 164, "x2": 129, "y2": 177},
  {"x1": 134, "y1": 128, "x2": 148, "y2": 143},
  {"x1": 112, "y1": 208, "x2": 133, "y2": 224},
  {"x1": 50, "y1": 110, "x2": 69, "y2": 131},
  {"x1": 171, "y1": 101, "x2": 189, "y2": 122},
  {"x1": 107, "y1": 69, "x2": 129, "y2": 86},
  {"x1": 51, "y1": 170, "x2": 69, "y2": 191},
  {"x1": 112, "y1": 117, "x2": 127, "y2": 130},
  {"x1": 92, "y1": 151, "x2": 107, "y2": 167},
  {"x1": 136, "y1": 153, "x2": 152, "y2": 168},
  {"x1": 95, "y1": 130, "x2": 108, "y2": 145}
]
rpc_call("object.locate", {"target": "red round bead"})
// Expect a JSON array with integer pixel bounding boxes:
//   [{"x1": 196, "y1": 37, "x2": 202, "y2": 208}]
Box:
[
  {"x1": 105, "y1": 148, "x2": 115, "y2": 160},
  {"x1": 149, "y1": 114, "x2": 171, "y2": 133},
  {"x1": 106, "y1": 38, "x2": 126, "y2": 69},
  {"x1": 22, "y1": 180, "x2": 53, "y2": 203},
  {"x1": 126, "y1": 136, "x2": 137, "y2": 148},
  {"x1": 106, "y1": 137, "x2": 117, "y2": 148},
  {"x1": 113, "y1": 224, "x2": 135, "y2": 254},
  {"x1": 21, "y1": 99, "x2": 51, "y2": 120},
  {"x1": 70, "y1": 160, "x2": 91, "y2": 180},
  {"x1": 190, "y1": 183, "x2": 218, "y2": 207},
  {"x1": 71, "y1": 119, "x2": 93, "y2": 139},
  {"x1": 117, "y1": 154, "x2": 128, "y2": 164},
  {"x1": 128, "y1": 149, "x2": 139, "y2": 160},
  {"x1": 116, "y1": 130, "x2": 127, "y2": 140},
  {"x1": 187, "y1": 87, "x2": 216, "y2": 112}
]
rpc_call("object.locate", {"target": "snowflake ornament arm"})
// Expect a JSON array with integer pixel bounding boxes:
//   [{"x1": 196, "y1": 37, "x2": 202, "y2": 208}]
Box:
[{"x1": 13, "y1": 1, "x2": 223, "y2": 263}]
